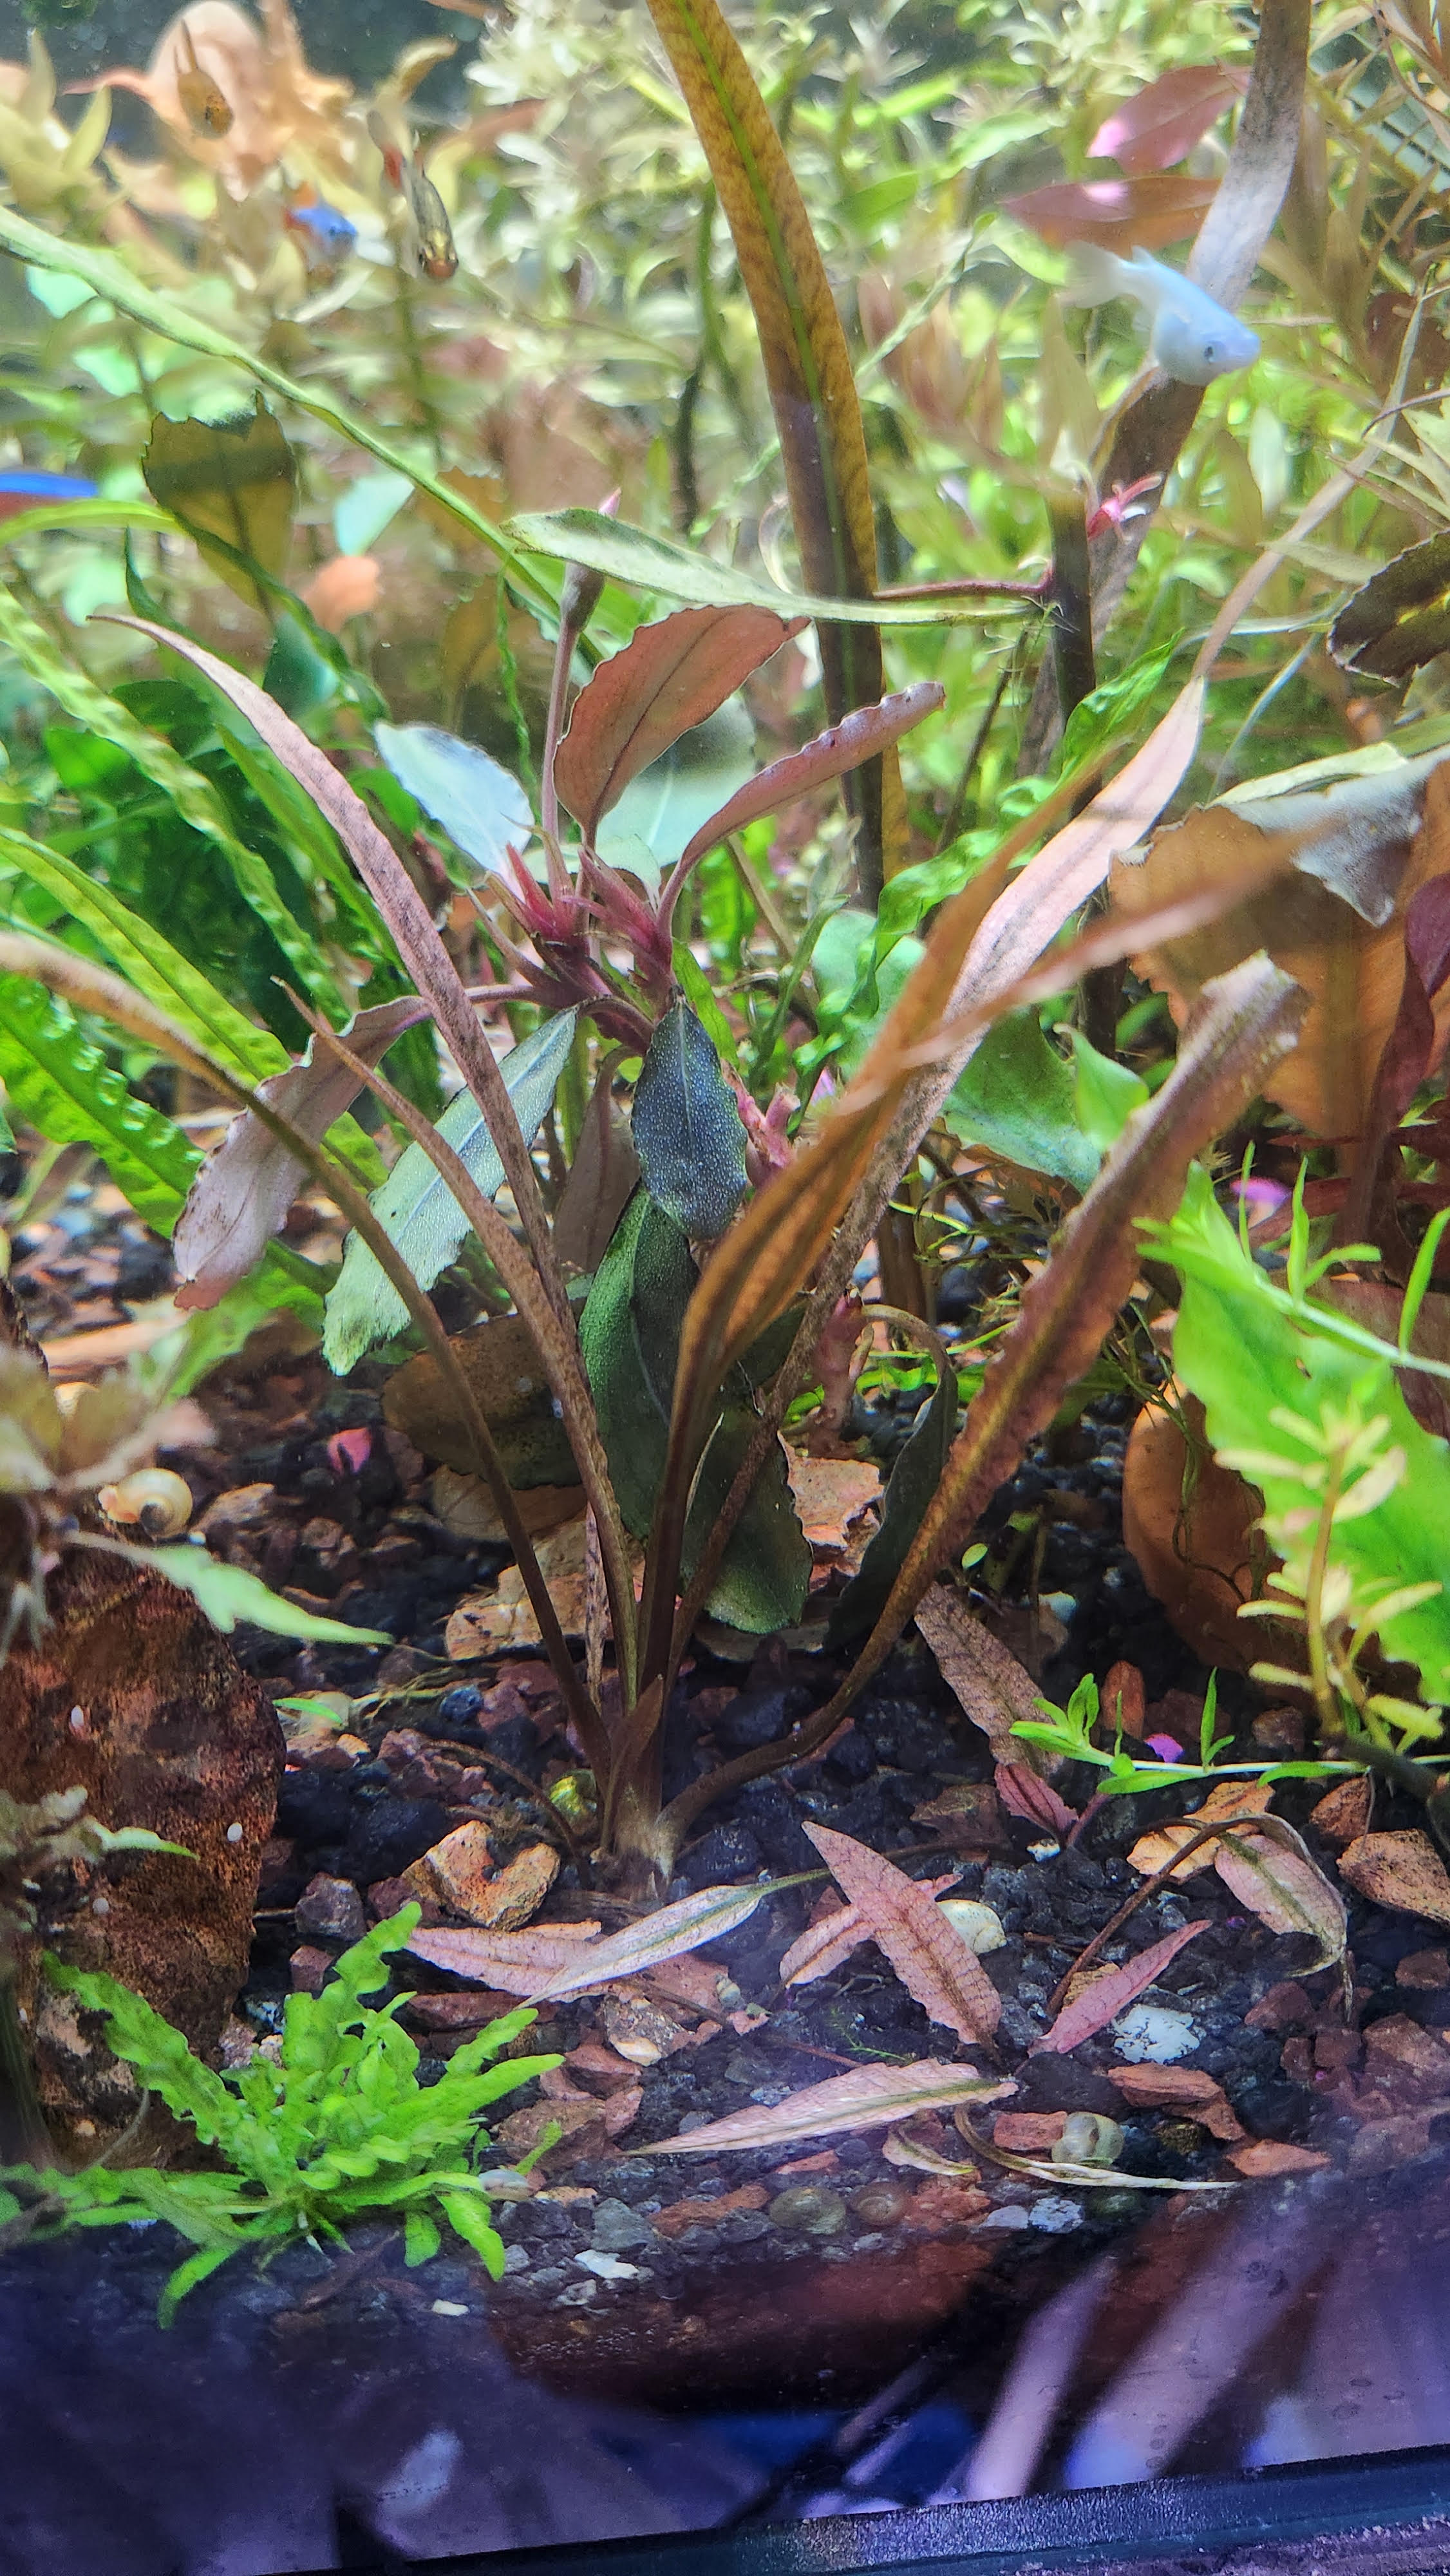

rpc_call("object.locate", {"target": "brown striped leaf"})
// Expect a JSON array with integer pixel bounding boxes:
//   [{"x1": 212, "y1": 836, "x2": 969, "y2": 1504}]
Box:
[
  {"x1": 1031, "y1": 1920, "x2": 1207, "y2": 2056},
  {"x1": 1212, "y1": 1821, "x2": 1346, "y2": 1971},
  {"x1": 641, "y1": 0, "x2": 900, "y2": 892},
  {"x1": 913, "y1": 1588, "x2": 1048, "y2": 1767},
  {"x1": 641, "y1": 2059, "x2": 1014, "y2": 2155},
  {"x1": 805, "y1": 1823, "x2": 1001, "y2": 2044},
  {"x1": 554, "y1": 604, "x2": 802, "y2": 840},
  {"x1": 778, "y1": 1873, "x2": 957, "y2": 1987}
]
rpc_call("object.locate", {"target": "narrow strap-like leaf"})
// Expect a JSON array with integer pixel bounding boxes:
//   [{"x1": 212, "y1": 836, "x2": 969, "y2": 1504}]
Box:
[{"x1": 641, "y1": 0, "x2": 902, "y2": 891}]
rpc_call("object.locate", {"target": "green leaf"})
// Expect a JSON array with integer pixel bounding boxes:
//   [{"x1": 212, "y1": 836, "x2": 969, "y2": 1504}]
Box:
[
  {"x1": 323, "y1": 1009, "x2": 578, "y2": 1373},
  {"x1": 579, "y1": 1189, "x2": 807, "y2": 1626},
  {"x1": 1056, "y1": 641, "x2": 1179, "y2": 780},
  {"x1": 440, "y1": 2188, "x2": 507, "y2": 2275},
  {"x1": 684, "y1": 1402, "x2": 811, "y2": 1632},
  {"x1": 158, "y1": 2244, "x2": 237, "y2": 2324},
  {"x1": 507, "y1": 509, "x2": 1026, "y2": 628},
  {"x1": 404, "y1": 2206, "x2": 442, "y2": 2266},
  {"x1": 579, "y1": 1188, "x2": 694, "y2": 1536},
  {"x1": 1068, "y1": 1028, "x2": 1149, "y2": 1160},
  {"x1": 374, "y1": 723, "x2": 532, "y2": 878},
  {"x1": 45, "y1": 1956, "x2": 246, "y2": 2148},
  {"x1": 0, "y1": 971, "x2": 200, "y2": 1229},
  {"x1": 1143, "y1": 1167, "x2": 1450, "y2": 1701},
  {"x1": 827, "y1": 1334, "x2": 958, "y2": 1646},
  {"x1": 631, "y1": 1001, "x2": 748, "y2": 1241},
  {"x1": 946, "y1": 1010, "x2": 1098, "y2": 1188},
  {"x1": 0, "y1": 583, "x2": 341, "y2": 1016},
  {"x1": 141, "y1": 1545, "x2": 395, "y2": 1645}
]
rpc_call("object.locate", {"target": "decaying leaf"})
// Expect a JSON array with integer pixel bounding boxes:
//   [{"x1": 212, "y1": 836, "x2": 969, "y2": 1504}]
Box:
[
  {"x1": 1338, "y1": 1830, "x2": 1450, "y2": 1929},
  {"x1": 531, "y1": 1881, "x2": 770, "y2": 2001},
  {"x1": 1109, "y1": 753, "x2": 1450, "y2": 1143},
  {"x1": 995, "y1": 1764, "x2": 1078, "y2": 1839},
  {"x1": 406, "y1": 1918, "x2": 603, "y2": 1998},
  {"x1": 142, "y1": 399, "x2": 296, "y2": 615},
  {"x1": 777, "y1": 1873, "x2": 958, "y2": 1987},
  {"x1": 1106, "y1": 2061, "x2": 1246, "y2": 2141},
  {"x1": 1212, "y1": 1821, "x2": 1346, "y2": 1969},
  {"x1": 1122, "y1": 1388, "x2": 1270, "y2": 1671},
  {"x1": 384, "y1": 1313, "x2": 581, "y2": 1488},
  {"x1": 785, "y1": 1452, "x2": 883, "y2": 1557},
  {"x1": 910, "y1": 1781, "x2": 1009, "y2": 1850},
  {"x1": 805, "y1": 1823, "x2": 1001, "y2": 2043},
  {"x1": 912, "y1": 1585, "x2": 1047, "y2": 1766},
  {"x1": 1031, "y1": 1920, "x2": 1208, "y2": 2055},
  {"x1": 641, "y1": 2060, "x2": 1015, "y2": 2155},
  {"x1": 1128, "y1": 1779, "x2": 1276, "y2": 1879},
  {"x1": 1331, "y1": 531, "x2": 1450, "y2": 681}
]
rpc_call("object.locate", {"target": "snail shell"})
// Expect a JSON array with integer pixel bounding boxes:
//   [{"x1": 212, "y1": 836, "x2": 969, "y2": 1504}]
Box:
[{"x1": 98, "y1": 1468, "x2": 193, "y2": 1539}]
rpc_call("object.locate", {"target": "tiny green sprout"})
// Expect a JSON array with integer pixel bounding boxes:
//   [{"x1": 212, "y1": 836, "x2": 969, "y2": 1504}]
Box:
[{"x1": 0, "y1": 1906, "x2": 558, "y2": 2322}]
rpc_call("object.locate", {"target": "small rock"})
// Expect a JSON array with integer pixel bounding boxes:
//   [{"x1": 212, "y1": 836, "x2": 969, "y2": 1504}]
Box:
[
  {"x1": 574, "y1": 2250, "x2": 641, "y2": 2282},
  {"x1": 1309, "y1": 1776, "x2": 1372, "y2": 1845},
  {"x1": 294, "y1": 1873, "x2": 366, "y2": 1946},
  {"x1": 590, "y1": 2197, "x2": 656, "y2": 2253},
  {"x1": 408, "y1": 1827, "x2": 558, "y2": 1931},
  {"x1": 502, "y1": 2243, "x2": 531, "y2": 2273},
  {"x1": 1250, "y1": 1708, "x2": 1305, "y2": 1757},
  {"x1": 290, "y1": 1944, "x2": 332, "y2": 1994},
  {"x1": 554, "y1": 2280, "x2": 597, "y2": 2306},
  {"x1": 1027, "y1": 2194, "x2": 1084, "y2": 2233},
  {"x1": 977, "y1": 2204, "x2": 1030, "y2": 2230},
  {"x1": 1398, "y1": 1948, "x2": 1450, "y2": 1991},
  {"x1": 1113, "y1": 2003, "x2": 1198, "y2": 2063},
  {"x1": 601, "y1": 1996, "x2": 691, "y2": 2066}
]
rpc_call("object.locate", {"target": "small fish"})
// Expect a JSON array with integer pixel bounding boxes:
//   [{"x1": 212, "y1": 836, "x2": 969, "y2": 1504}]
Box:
[
  {"x1": 368, "y1": 109, "x2": 458, "y2": 283},
  {"x1": 283, "y1": 189, "x2": 359, "y2": 270},
  {"x1": 1066, "y1": 243, "x2": 1259, "y2": 386},
  {"x1": 174, "y1": 19, "x2": 232, "y2": 140},
  {"x1": 0, "y1": 469, "x2": 98, "y2": 524}
]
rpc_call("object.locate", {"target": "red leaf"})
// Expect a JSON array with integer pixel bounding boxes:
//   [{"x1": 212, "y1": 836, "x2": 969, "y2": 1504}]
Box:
[
  {"x1": 1089, "y1": 67, "x2": 1242, "y2": 175},
  {"x1": 1003, "y1": 171, "x2": 1218, "y2": 253},
  {"x1": 657, "y1": 683, "x2": 943, "y2": 927},
  {"x1": 995, "y1": 1763, "x2": 1078, "y2": 1839},
  {"x1": 1031, "y1": 1919, "x2": 1208, "y2": 2055},
  {"x1": 805, "y1": 1822, "x2": 1001, "y2": 2043},
  {"x1": 554, "y1": 604, "x2": 804, "y2": 840}
]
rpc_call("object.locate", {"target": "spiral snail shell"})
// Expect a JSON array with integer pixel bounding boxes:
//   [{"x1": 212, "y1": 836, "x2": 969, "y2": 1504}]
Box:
[{"x1": 98, "y1": 1468, "x2": 193, "y2": 1539}]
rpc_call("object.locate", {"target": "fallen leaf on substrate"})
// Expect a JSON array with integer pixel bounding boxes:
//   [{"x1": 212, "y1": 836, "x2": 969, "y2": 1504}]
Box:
[
  {"x1": 1310, "y1": 1776, "x2": 1373, "y2": 1844},
  {"x1": 777, "y1": 1875, "x2": 958, "y2": 1986},
  {"x1": 1031, "y1": 1920, "x2": 1208, "y2": 2054},
  {"x1": 652, "y1": 2186, "x2": 770, "y2": 2237},
  {"x1": 1106, "y1": 2062, "x2": 1246, "y2": 2141},
  {"x1": 784, "y1": 1452, "x2": 882, "y2": 1558},
  {"x1": 912, "y1": 1585, "x2": 1047, "y2": 1765},
  {"x1": 1339, "y1": 1830, "x2": 1450, "y2": 1928},
  {"x1": 444, "y1": 1517, "x2": 598, "y2": 1653},
  {"x1": 1225, "y1": 2139, "x2": 1330, "y2": 2178},
  {"x1": 408, "y1": 1880, "x2": 767, "y2": 2001},
  {"x1": 995, "y1": 1763, "x2": 1078, "y2": 1839},
  {"x1": 805, "y1": 1823, "x2": 1002, "y2": 2044},
  {"x1": 641, "y1": 2061, "x2": 1015, "y2": 2155},
  {"x1": 1127, "y1": 1779, "x2": 1276, "y2": 1877},
  {"x1": 1211, "y1": 1821, "x2": 1346, "y2": 1970},
  {"x1": 910, "y1": 1781, "x2": 1010, "y2": 1850}
]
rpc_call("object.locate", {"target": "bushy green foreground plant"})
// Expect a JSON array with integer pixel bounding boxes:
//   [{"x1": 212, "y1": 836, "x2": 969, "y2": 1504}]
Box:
[{"x1": 0, "y1": 1908, "x2": 557, "y2": 2320}]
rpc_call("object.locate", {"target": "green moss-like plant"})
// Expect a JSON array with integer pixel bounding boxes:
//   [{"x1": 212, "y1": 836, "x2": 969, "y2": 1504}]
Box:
[{"x1": 0, "y1": 1907, "x2": 558, "y2": 2321}]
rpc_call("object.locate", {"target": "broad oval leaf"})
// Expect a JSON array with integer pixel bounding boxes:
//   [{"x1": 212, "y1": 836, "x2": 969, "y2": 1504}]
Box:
[
  {"x1": 684, "y1": 1402, "x2": 811, "y2": 1634},
  {"x1": 1089, "y1": 67, "x2": 1242, "y2": 174},
  {"x1": 664, "y1": 684, "x2": 945, "y2": 898},
  {"x1": 554, "y1": 603, "x2": 801, "y2": 839},
  {"x1": 1003, "y1": 171, "x2": 1218, "y2": 252},
  {"x1": 374, "y1": 721, "x2": 532, "y2": 877},
  {"x1": 643, "y1": 2060, "x2": 1013, "y2": 2155},
  {"x1": 1212, "y1": 1820, "x2": 1346, "y2": 1971},
  {"x1": 631, "y1": 1002, "x2": 748, "y2": 1242},
  {"x1": 507, "y1": 509, "x2": 1023, "y2": 627},
  {"x1": 142, "y1": 399, "x2": 296, "y2": 617},
  {"x1": 323, "y1": 1009, "x2": 577, "y2": 1373}
]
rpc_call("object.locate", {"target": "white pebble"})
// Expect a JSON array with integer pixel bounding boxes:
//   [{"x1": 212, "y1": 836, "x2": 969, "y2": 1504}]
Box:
[
  {"x1": 1113, "y1": 2002, "x2": 1198, "y2": 2063},
  {"x1": 977, "y1": 2204, "x2": 1031, "y2": 2230},
  {"x1": 1027, "y1": 2195, "x2": 1084, "y2": 2233},
  {"x1": 225, "y1": 1823, "x2": 243, "y2": 1844},
  {"x1": 430, "y1": 2300, "x2": 468, "y2": 2316},
  {"x1": 574, "y1": 2249, "x2": 641, "y2": 2282}
]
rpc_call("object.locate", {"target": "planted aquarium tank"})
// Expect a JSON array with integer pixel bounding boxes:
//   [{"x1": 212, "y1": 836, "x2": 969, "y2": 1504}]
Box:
[{"x1": 6, "y1": 0, "x2": 1450, "y2": 2570}]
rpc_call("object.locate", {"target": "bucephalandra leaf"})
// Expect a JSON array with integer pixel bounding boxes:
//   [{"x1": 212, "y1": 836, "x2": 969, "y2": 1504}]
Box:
[{"x1": 630, "y1": 1003, "x2": 748, "y2": 1243}]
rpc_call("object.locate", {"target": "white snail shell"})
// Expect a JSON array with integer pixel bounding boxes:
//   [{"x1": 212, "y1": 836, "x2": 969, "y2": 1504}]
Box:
[{"x1": 98, "y1": 1468, "x2": 193, "y2": 1539}]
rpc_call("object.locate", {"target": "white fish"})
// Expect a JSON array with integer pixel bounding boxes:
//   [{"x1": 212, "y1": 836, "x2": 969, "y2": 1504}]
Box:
[{"x1": 1066, "y1": 244, "x2": 1259, "y2": 386}]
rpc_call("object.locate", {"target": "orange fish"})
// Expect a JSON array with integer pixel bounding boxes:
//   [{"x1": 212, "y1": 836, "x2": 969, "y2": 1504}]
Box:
[
  {"x1": 175, "y1": 18, "x2": 232, "y2": 136},
  {"x1": 368, "y1": 109, "x2": 457, "y2": 282}
]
